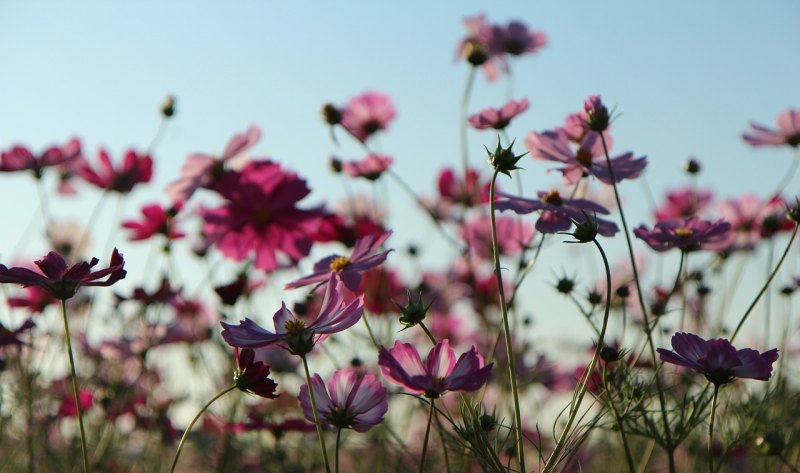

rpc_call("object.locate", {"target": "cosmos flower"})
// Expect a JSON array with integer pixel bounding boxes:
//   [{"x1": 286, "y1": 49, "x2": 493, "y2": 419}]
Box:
[
  {"x1": 437, "y1": 166, "x2": 491, "y2": 208},
  {"x1": 122, "y1": 202, "x2": 184, "y2": 242},
  {"x1": 0, "y1": 318, "x2": 35, "y2": 347},
  {"x1": 658, "y1": 332, "x2": 778, "y2": 386},
  {"x1": 221, "y1": 274, "x2": 363, "y2": 356},
  {"x1": 742, "y1": 108, "x2": 800, "y2": 148},
  {"x1": 234, "y1": 348, "x2": 279, "y2": 399},
  {"x1": 456, "y1": 13, "x2": 502, "y2": 80},
  {"x1": 341, "y1": 154, "x2": 394, "y2": 180},
  {"x1": 489, "y1": 20, "x2": 547, "y2": 57},
  {"x1": 582, "y1": 95, "x2": 611, "y2": 133},
  {"x1": 78, "y1": 148, "x2": 152, "y2": 193},
  {"x1": 0, "y1": 138, "x2": 81, "y2": 178},
  {"x1": 286, "y1": 231, "x2": 392, "y2": 292},
  {"x1": 340, "y1": 91, "x2": 396, "y2": 143},
  {"x1": 494, "y1": 190, "x2": 618, "y2": 236},
  {"x1": 0, "y1": 249, "x2": 126, "y2": 300},
  {"x1": 633, "y1": 217, "x2": 732, "y2": 252},
  {"x1": 654, "y1": 188, "x2": 714, "y2": 221},
  {"x1": 716, "y1": 195, "x2": 794, "y2": 251},
  {"x1": 460, "y1": 214, "x2": 534, "y2": 260},
  {"x1": 298, "y1": 369, "x2": 389, "y2": 432},
  {"x1": 378, "y1": 339, "x2": 492, "y2": 398},
  {"x1": 468, "y1": 98, "x2": 530, "y2": 130}
]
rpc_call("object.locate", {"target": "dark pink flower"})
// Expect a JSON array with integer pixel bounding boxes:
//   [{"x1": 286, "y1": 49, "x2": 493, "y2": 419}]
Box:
[
  {"x1": 460, "y1": 214, "x2": 534, "y2": 260},
  {"x1": 6, "y1": 285, "x2": 57, "y2": 314},
  {"x1": 341, "y1": 91, "x2": 396, "y2": 143},
  {"x1": 298, "y1": 369, "x2": 388, "y2": 432},
  {"x1": 654, "y1": 188, "x2": 714, "y2": 221},
  {"x1": 0, "y1": 249, "x2": 126, "y2": 300},
  {"x1": 495, "y1": 190, "x2": 618, "y2": 236},
  {"x1": 468, "y1": 98, "x2": 530, "y2": 130},
  {"x1": 0, "y1": 138, "x2": 81, "y2": 178},
  {"x1": 166, "y1": 124, "x2": 261, "y2": 202},
  {"x1": 78, "y1": 149, "x2": 152, "y2": 193},
  {"x1": 234, "y1": 348, "x2": 279, "y2": 399},
  {"x1": 742, "y1": 109, "x2": 800, "y2": 148},
  {"x1": 220, "y1": 274, "x2": 363, "y2": 356},
  {"x1": 717, "y1": 195, "x2": 793, "y2": 251},
  {"x1": 58, "y1": 388, "x2": 94, "y2": 418},
  {"x1": 312, "y1": 212, "x2": 387, "y2": 248},
  {"x1": 634, "y1": 217, "x2": 732, "y2": 252},
  {"x1": 658, "y1": 332, "x2": 778, "y2": 385},
  {"x1": 438, "y1": 166, "x2": 491, "y2": 208},
  {"x1": 341, "y1": 154, "x2": 394, "y2": 180},
  {"x1": 378, "y1": 339, "x2": 492, "y2": 398},
  {"x1": 0, "y1": 318, "x2": 35, "y2": 346},
  {"x1": 359, "y1": 267, "x2": 406, "y2": 315},
  {"x1": 489, "y1": 20, "x2": 547, "y2": 57},
  {"x1": 202, "y1": 160, "x2": 323, "y2": 272},
  {"x1": 286, "y1": 231, "x2": 392, "y2": 292},
  {"x1": 122, "y1": 202, "x2": 184, "y2": 242}
]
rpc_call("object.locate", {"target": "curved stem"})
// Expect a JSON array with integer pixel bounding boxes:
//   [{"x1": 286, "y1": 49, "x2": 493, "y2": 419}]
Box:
[
  {"x1": 302, "y1": 355, "x2": 333, "y2": 473},
  {"x1": 170, "y1": 385, "x2": 236, "y2": 473},
  {"x1": 708, "y1": 384, "x2": 720, "y2": 473},
  {"x1": 768, "y1": 149, "x2": 800, "y2": 199},
  {"x1": 60, "y1": 299, "x2": 89, "y2": 473},
  {"x1": 418, "y1": 398, "x2": 436, "y2": 473},
  {"x1": 488, "y1": 170, "x2": 526, "y2": 473},
  {"x1": 418, "y1": 321, "x2": 438, "y2": 346}
]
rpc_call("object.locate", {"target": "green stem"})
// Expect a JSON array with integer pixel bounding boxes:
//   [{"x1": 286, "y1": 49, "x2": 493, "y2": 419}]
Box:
[
  {"x1": 302, "y1": 356, "x2": 332, "y2": 473},
  {"x1": 418, "y1": 321, "x2": 438, "y2": 346},
  {"x1": 708, "y1": 384, "x2": 720, "y2": 473},
  {"x1": 170, "y1": 385, "x2": 236, "y2": 473},
  {"x1": 335, "y1": 428, "x2": 342, "y2": 473},
  {"x1": 419, "y1": 398, "x2": 436, "y2": 473},
  {"x1": 488, "y1": 170, "x2": 526, "y2": 473},
  {"x1": 459, "y1": 66, "x2": 477, "y2": 180},
  {"x1": 603, "y1": 363, "x2": 636, "y2": 473},
  {"x1": 60, "y1": 299, "x2": 90, "y2": 473}
]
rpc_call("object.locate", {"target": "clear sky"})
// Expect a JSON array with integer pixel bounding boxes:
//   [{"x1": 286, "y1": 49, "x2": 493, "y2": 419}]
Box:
[{"x1": 1, "y1": 1, "x2": 798, "y2": 348}]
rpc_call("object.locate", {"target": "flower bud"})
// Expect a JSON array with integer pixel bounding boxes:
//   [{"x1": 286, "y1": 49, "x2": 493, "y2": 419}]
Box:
[
  {"x1": 485, "y1": 138, "x2": 526, "y2": 177},
  {"x1": 160, "y1": 95, "x2": 176, "y2": 118},
  {"x1": 321, "y1": 103, "x2": 342, "y2": 126},
  {"x1": 396, "y1": 290, "x2": 432, "y2": 328}
]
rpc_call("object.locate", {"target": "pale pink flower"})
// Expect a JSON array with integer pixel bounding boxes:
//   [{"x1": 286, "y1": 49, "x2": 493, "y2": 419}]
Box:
[
  {"x1": 742, "y1": 109, "x2": 800, "y2": 148},
  {"x1": 341, "y1": 91, "x2": 396, "y2": 143},
  {"x1": 468, "y1": 98, "x2": 530, "y2": 130},
  {"x1": 654, "y1": 188, "x2": 714, "y2": 221},
  {"x1": 341, "y1": 154, "x2": 393, "y2": 180}
]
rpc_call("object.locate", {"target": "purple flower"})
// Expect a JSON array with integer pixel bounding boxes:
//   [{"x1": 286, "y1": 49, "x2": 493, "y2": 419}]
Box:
[
  {"x1": 0, "y1": 249, "x2": 126, "y2": 300},
  {"x1": 489, "y1": 20, "x2": 547, "y2": 57},
  {"x1": 378, "y1": 339, "x2": 492, "y2": 398},
  {"x1": 494, "y1": 190, "x2": 618, "y2": 236},
  {"x1": 634, "y1": 217, "x2": 732, "y2": 252},
  {"x1": 658, "y1": 332, "x2": 778, "y2": 386},
  {"x1": 583, "y1": 95, "x2": 611, "y2": 133},
  {"x1": 234, "y1": 348, "x2": 279, "y2": 399},
  {"x1": 0, "y1": 318, "x2": 35, "y2": 347},
  {"x1": 221, "y1": 274, "x2": 363, "y2": 356},
  {"x1": 742, "y1": 109, "x2": 800, "y2": 148},
  {"x1": 286, "y1": 231, "x2": 392, "y2": 292},
  {"x1": 468, "y1": 98, "x2": 530, "y2": 130},
  {"x1": 298, "y1": 369, "x2": 388, "y2": 432}
]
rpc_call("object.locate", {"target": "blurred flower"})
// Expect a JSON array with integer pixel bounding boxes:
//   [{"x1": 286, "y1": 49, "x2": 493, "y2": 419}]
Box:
[
  {"x1": 214, "y1": 273, "x2": 263, "y2": 306},
  {"x1": 658, "y1": 332, "x2": 778, "y2": 385},
  {"x1": 298, "y1": 369, "x2": 388, "y2": 432},
  {"x1": 57, "y1": 386, "x2": 94, "y2": 417},
  {"x1": 341, "y1": 91, "x2": 396, "y2": 143},
  {"x1": 468, "y1": 98, "x2": 530, "y2": 130},
  {"x1": 234, "y1": 348, "x2": 279, "y2": 399},
  {"x1": 341, "y1": 154, "x2": 394, "y2": 180},
  {"x1": 634, "y1": 217, "x2": 731, "y2": 252},
  {"x1": 654, "y1": 188, "x2": 714, "y2": 221},
  {"x1": 489, "y1": 20, "x2": 547, "y2": 57},
  {"x1": 6, "y1": 285, "x2": 57, "y2": 314},
  {"x1": 583, "y1": 95, "x2": 611, "y2": 133},
  {"x1": 359, "y1": 266, "x2": 406, "y2": 315},
  {"x1": 378, "y1": 339, "x2": 492, "y2": 398},
  {"x1": 122, "y1": 202, "x2": 184, "y2": 242},
  {"x1": 78, "y1": 148, "x2": 152, "y2": 193},
  {"x1": 495, "y1": 190, "x2": 618, "y2": 236},
  {"x1": 0, "y1": 318, "x2": 35, "y2": 346},
  {"x1": 716, "y1": 195, "x2": 794, "y2": 251},
  {"x1": 0, "y1": 249, "x2": 126, "y2": 300},
  {"x1": 0, "y1": 138, "x2": 81, "y2": 179},
  {"x1": 456, "y1": 13, "x2": 500, "y2": 79},
  {"x1": 460, "y1": 214, "x2": 534, "y2": 260},
  {"x1": 437, "y1": 166, "x2": 491, "y2": 208},
  {"x1": 742, "y1": 108, "x2": 800, "y2": 148},
  {"x1": 312, "y1": 211, "x2": 386, "y2": 248}
]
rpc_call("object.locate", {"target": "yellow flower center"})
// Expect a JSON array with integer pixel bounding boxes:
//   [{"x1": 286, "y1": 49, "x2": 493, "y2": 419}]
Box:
[
  {"x1": 283, "y1": 319, "x2": 306, "y2": 334},
  {"x1": 543, "y1": 190, "x2": 563, "y2": 206},
  {"x1": 329, "y1": 256, "x2": 351, "y2": 272},
  {"x1": 675, "y1": 227, "x2": 694, "y2": 239}
]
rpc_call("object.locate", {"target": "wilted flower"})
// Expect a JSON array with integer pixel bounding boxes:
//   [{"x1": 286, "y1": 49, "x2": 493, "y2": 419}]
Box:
[
  {"x1": 298, "y1": 369, "x2": 388, "y2": 432},
  {"x1": 634, "y1": 217, "x2": 732, "y2": 252},
  {"x1": 234, "y1": 348, "x2": 279, "y2": 399},
  {"x1": 742, "y1": 108, "x2": 800, "y2": 148},
  {"x1": 468, "y1": 98, "x2": 530, "y2": 130}
]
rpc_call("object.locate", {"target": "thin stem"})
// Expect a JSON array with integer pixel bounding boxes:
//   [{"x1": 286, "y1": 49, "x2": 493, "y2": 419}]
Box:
[
  {"x1": 170, "y1": 385, "x2": 236, "y2": 473},
  {"x1": 764, "y1": 239, "x2": 774, "y2": 345},
  {"x1": 708, "y1": 384, "x2": 720, "y2": 473},
  {"x1": 60, "y1": 299, "x2": 89, "y2": 473},
  {"x1": 302, "y1": 356, "x2": 333, "y2": 473},
  {"x1": 602, "y1": 363, "x2": 636, "y2": 473},
  {"x1": 488, "y1": 170, "x2": 525, "y2": 473},
  {"x1": 460, "y1": 66, "x2": 477, "y2": 180},
  {"x1": 768, "y1": 149, "x2": 800, "y2": 199},
  {"x1": 599, "y1": 133, "x2": 675, "y2": 472},
  {"x1": 335, "y1": 428, "x2": 342, "y2": 473},
  {"x1": 418, "y1": 321, "x2": 438, "y2": 346},
  {"x1": 419, "y1": 398, "x2": 436, "y2": 473},
  {"x1": 361, "y1": 313, "x2": 379, "y2": 350}
]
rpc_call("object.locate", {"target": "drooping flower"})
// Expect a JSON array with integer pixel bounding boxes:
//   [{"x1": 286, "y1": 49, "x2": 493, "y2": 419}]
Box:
[
  {"x1": 489, "y1": 20, "x2": 547, "y2": 57},
  {"x1": 298, "y1": 369, "x2": 389, "y2": 432},
  {"x1": 78, "y1": 148, "x2": 152, "y2": 193},
  {"x1": 341, "y1": 154, "x2": 394, "y2": 180},
  {"x1": 634, "y1": 217, "x2": 732, "y2": 252},
  {"x1": 582, "y1": 95, "x2": 611, "y2": 133},
  {"x1": 202, "y1": 160, "x2": 323, "y2": 273},
  {"x1": 166, "y1": 124, "x2": 261, "y2": 202},
  {"x1": 494, "y1": 190, "x2": 618, "y2": 236},
  {"x1": 286, "y1": 231, "x2": 393, "y2": 292},
  {"x1": 378, "y1": 339, "x2": 492, "y2": 398},
  {"x1": 468, "y1": 98, "x2": 530, "y2": 130},
  {"x1": 658, "y1": 332, "x2": 778, "y2": 386},
  {"x1": 234, "y1": 348, "x2": 279, "y2": 399},
  {"x1": 0, "y1": 138, "x2": 81, "y2": 179},
  {"x1": 340, "y1": 91, "x2": 396, "y2": 143},
  {"x1": 122, "y1": 202, "x2": 184, "y2": 242},
  {"x1": 742, "y1": 109, "x2": 800, "y2": 148},
  {"x1": 220, "y1": 274, "x2": 363, "y2": 356},
  {"x1": 0, "y1": 249, "x2": 126, "y2": 300}
]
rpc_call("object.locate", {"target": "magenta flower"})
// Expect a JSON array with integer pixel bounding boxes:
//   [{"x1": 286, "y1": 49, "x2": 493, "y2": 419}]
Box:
[
  {"x1": 286, "y1": 231, "x2": 392, "y2": 292},
  {"x1": 378, "y1": 339, "x2": 492, "y2": 398},
  {"x1": 654, "y1": 188, "x2": 714, "y2": 221},
  {"x1": 78, "y1": 149, "x2": 152, "y2": 193},
  {"x1": 0, "y1": 138, "x2": 81, "y2": 178},
  {"x1": 340, "y1": 91, "x2": 396, "y2": 143},
  {"x1": 489, "y1": 20, "x2": 547, "y2": 57},
  {"x1": 468, "y1": 98, "x2": 530, "y2": 130},
  {"x1": 341, "y1": 154, "x2": 394, "y2": 180},
  {"x1": 221, "y1": 274, "x2": 363, "y2": 356},
  {"x1": 0, "y1": 318, "x2": 35, "y2": 347},
  {"x1": 202, "y1": 160, "x2": 323, "y2": 272},
  {"x1": 234, "y1": 348, "x2": 279, "y2": 399},
  {"x1": 166, "y1": 124, "x2": 261, "y2": 202},
  {"x1": 658, "y1": 332, "x2": 778, "y2": 386},
  {"x1": 634, "y1": 217, "x2": 732, "y2": 252},
  {"x1": 122, "y1": 202, "x2": 184, "y2": 242},
  {"x1": 298, "y1": 369, "x2": 388, "y2": 432},
  {"x1": 0, "y1": 249, "x2": 126, "y2": 300},
  {"x1": 438, "y1": 166, "x2": 491, "y2": 208},
  {"x1": 742, "y1": 108, "x2": 800, "y2": 148},
  {"x1": 495, "y1": 190, "x2": 618, "y2": 236}
]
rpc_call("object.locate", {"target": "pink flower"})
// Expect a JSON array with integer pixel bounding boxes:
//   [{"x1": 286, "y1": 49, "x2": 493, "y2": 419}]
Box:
[
  {"x1": 286, "y1": 231, "x2": 393, "y2": 292},
  {"x1": 166, "y1": 124, "x2": 261, "y2": 202},
  {"x1": 634, "y1": 217, "x2": 732, "y2": 252},
  {"x1": 489, "y1": 20, "x2": 547, "y2": 57},
  {"x1": 460, "y1": 214, "x2": 534, "y2": 260},
  {"x1": 582, "y1": 95, "x2": 611, "y2": 133},
  {"x1": 6, "y1": 285, "x2": 57, "y2": 314},
  {"x1": 495, "y1": 190, "x2": 618, "y2": 236},
  {"x1": 234, "y1": 348, "x2": 279, "y2": 399},
  {"x1": 58, "y1": 388, "x2": 94, "y2": 418},
  {"x1": 0, "y1": 138, "x2": 81, "y2": 178},
  {"x1": 298, "y1": 369, "x2": 388, "y2": 432},
  {"x1": 437, "y1": 166, "x2": 491, "y2": 208},
  {"x1": 468, "y1": 98, "x2": 530, "y2": 130},
  {"x1": 341, "y1": 154, "x2": 394, "y2": 180},
  {"x1": 359, "y1": 267, "x2": 406, "y2": 315},
  {"x1": 341, "y1": 91, "x2": 396, "y2": 143},
  {"x1": 742, "y1": 109, "x2": 800, "y2": 148},
  {"x1": 378, "y1": 339, "x2": 492, "y2": 398},
  {"x1": 717, "y1": 195, "x2": 794, "y2": 251},
  {"x1": 312, "y1": 212, "x2": 386, "y2": 248},
  {"x1": 654, "y1": 188, "x2": 714, "y2": 221},
  {"x1": 0, "y1": 249, "x2": 126, "y2": 300},
  {"x1": 658, "y1": 332, "x2": 778, "y2": 385},
  {"x1": 78, "y1": 149, "x2": 152, "y2": 193},
  {"x1": 202, "y1": 160, "x2": 323, "y2": 272},
  {"x1": 220, "y1": 275, "x2": 363, "y2": 356},
  {"x1": 456, "y1": 14, "x2": 502, "y2": 80},
  {"x1": 122, "y1": 202, "x2": 184, "y2": 242}
]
